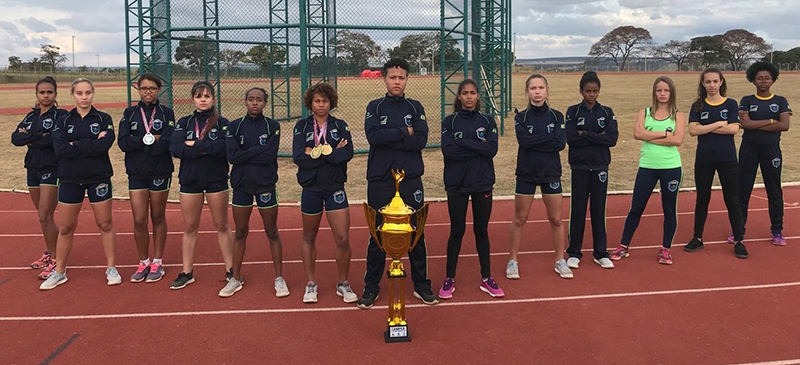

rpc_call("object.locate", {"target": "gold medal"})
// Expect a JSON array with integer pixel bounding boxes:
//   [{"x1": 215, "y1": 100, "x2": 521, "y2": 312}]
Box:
[
  {"x1": 321, "y1": 144, "x2": 333, "y2": 156},
  {"x1": 310, "y1": 145, "x2": 322, "y2": 159}
]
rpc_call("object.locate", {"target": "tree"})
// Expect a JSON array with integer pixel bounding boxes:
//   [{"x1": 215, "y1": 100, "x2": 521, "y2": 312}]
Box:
[
  {"x1": 245, "y1": 45, "x2": 287, "y2": 75},
  {"x1": 588, "y1": 26, "x2": 653, "y2": 71},
  {"x1": 718, "y1": 29, "x2": 772, "y2": 70},
  {"x1": 39, "y1": 44, "x2": 68, "y2": 71},
  {"x1": 388, "y1": 33, "x2": 438, "y2": 68},
  {"x1": 652, "y1": 40, "x2": 693, "y2": 71},
  {"x1": 175, "y1": 36, "x2": 215, "y2": 71},
  {"x1": 219, "y1": 49, "x2": 246, "y2": 75},
  {"x1": 762, "y1": 47, "x2": 800, "y2": 64},
  {"x1": 690, "y1": 36, "x2": 730, "y2": 68},
  {"x1": 8, "y1": 56, "x2": 22, "y2": 70},
  {"x1": 335, "y1": 30, "x2": 381, "y2": 71}
]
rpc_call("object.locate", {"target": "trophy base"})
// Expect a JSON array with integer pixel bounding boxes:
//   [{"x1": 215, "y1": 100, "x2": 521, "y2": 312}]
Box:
[{"x1": 384, "y1": 325, "x2": 411, "y2": 343}]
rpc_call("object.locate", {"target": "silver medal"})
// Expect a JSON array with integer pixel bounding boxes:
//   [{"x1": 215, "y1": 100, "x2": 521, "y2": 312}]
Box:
[{"x1": 143, "y1": 133, "x2": 155, "y2": 145}]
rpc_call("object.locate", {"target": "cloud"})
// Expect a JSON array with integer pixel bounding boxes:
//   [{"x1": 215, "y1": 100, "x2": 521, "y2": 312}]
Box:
[{"x1": 19, "y1": 17, "x2": 56, "y2": 33}]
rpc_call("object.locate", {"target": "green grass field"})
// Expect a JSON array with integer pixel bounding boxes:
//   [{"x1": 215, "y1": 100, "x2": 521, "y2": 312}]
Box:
[{"x1": 1, "y1": 72, "x2": 798, "y2": 202}]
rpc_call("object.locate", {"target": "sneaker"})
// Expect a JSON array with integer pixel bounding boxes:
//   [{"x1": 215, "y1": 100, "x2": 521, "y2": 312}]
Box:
[
  {"x1": 772, "y1": 232, "x2": 787, "y2": 246},
  {"x1": 734, "y1": 241, "x2": 749, "y2": 259},
  {"x1": 218, "y1": 277, "x2": 243, "y2": 298},
  {"x1": 130, "y1": 262, "x2": 150, "y2": 283},
  {"x1": 106, "y1": 267, "x2": 122, "y2": 286},
  {"x1": 146, "y1": 262, "x2": 165, "y2": 283},
  {"x1": 479, "y1": 277, "x2": 505, "y2": 298},
  {"x1": 505, "y1": 259, "x2": 519, "y2": 280},
  {"x1": 357, "y1": 292, "x2": 379, "y2": 309},
  {"x1": 727, "y1": 234, "x2": 735, "y2": 244},
  {"x1": 609, "y1": 245, "x2": 629, "y2": 261},
  {"x1": 593, "y1": 257, "x2": 615, "y2": 269},
  {"x1": 303, "y1": 282, "x2": 318, "y2": 303},
  {"x1": 439, "y1": 277, "x2": 455, "y2": 299},
  {"x1": 413, "y1": 289, "x2": 439, "y2": 305},
  {"x1": 659, "y1": 248, "x2": 673, "y2": 265},
  {"x1": 567, "y1": 257, "x2": 580, "y2": 269},
  {"x1": 39, "y1": 270, "x2": 67, "y2": 290},
  {"x1": 336, "y1": 282, "x2": 358, "y2": 303},
  {"x1": 37, "y1": 261, "x2": 56, "y2": 280},
  {"x1": 683, "y1": 237, "x2": 704, "y2": 252},
  {"x1": 274, "y1": 276, "x2": 290, "y2": 298},
  {"x1": 554, "y1": 259, "x2": 574, "y2": 279},
  {"x1": 170, "y1": 272, "x2": 195, "y2": 290},
  {"x1": 31, "y1": 251, "x2": 52, "y2": 269}
]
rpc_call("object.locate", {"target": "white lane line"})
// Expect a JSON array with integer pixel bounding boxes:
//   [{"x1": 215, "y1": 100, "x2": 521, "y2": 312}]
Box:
[
  {"x1": 2, "y1": 206, "x2": 798, "y2": 239},
  {"x1": 723, "y1": 360, "x2": 800, "y2": 365},
  {"x1": 750, "y1": 194, "x2": 800, "y2": 207},
  {"x1": 2, "y1": 280, "x2": 798, "y2": 322},
  {"x1": 0, "y1": 235, "x2": 795, "y2": 271}
]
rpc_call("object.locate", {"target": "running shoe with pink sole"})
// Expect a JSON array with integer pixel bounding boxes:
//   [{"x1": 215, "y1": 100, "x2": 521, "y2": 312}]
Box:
[
  {"x1": 31, "y1": 251, "x2": 52, "y2": 269},
  {"x1": 439, "y1": 277, "x2": 455, "y2": 299},
  {"x1": 659, "y1": 248, "x2": 673, "y2": 265},
  {"x1": 479, "y1": 277, "x2": 504, "y2": 298},
  {"x1": 773, "y1": 232, "x2": 787, "y2": 246}
]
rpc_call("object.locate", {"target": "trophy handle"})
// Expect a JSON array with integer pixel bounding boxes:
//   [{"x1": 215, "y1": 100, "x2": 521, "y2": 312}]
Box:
[
  {"x1": 363, "y1": 203, "x2": 383, "y2": 251},
  {"x1": 409, "y1": 202, "x2": 429, "y2": 252}
]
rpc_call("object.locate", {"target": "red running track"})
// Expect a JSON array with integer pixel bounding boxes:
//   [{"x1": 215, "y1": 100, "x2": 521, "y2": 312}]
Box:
[{"x1": 1, "y1": 187, "x2": 800, "y2": 364}]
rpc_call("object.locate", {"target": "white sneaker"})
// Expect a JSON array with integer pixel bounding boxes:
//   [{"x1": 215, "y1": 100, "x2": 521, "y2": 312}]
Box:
[
  {"x1": 566, "y1": 257, "x2": 580, "y2": 269},
  {"x1": 218, "y1": 277, "x2": 243, "y2": 298},
  {"x1": 40, "y1": 270, "x2": 68, "y2": 290},
  {"x1": 303, "y1": 282, "x2": 318, "y2": 303},
  {"x1": 594, "y1": 257, "x2": 615, "y2": 269},
  {"x1": 505, "y1": 259, "x2": 520, "y2": 279},
  {"x1": 554, "y1": 259, "x2": 574, "y2": 279},
  {"x1": 274, "y1": 276, "x2": 290, "y2": 298},
  {"x1": 336, "y1": 282, "x2": 358, "y2": 303},
  {"x1": 106, "y1": 267, "x2": 122, "y2": 286}
]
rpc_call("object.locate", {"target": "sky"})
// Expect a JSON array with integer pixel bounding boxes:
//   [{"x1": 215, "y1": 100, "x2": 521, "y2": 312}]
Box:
[{"x1": 0, "y1": 0, "x2": 798, "y2": 68}]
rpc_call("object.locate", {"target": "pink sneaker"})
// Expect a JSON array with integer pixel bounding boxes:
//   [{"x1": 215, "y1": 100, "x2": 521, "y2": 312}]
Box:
[
  {"x1": 439, "y1": 277, "x2": 455, "y2": 299},
  {"x1": 609, "y1": 245, "x2": 629, "y2": 261},
  {"x1": 773, "y1": 232, "x2": 787, "y2": 246},
  {"x1": 38, "y1": 261, "x2": 56, "y2": 280},
  {"x1": 658, "y1": 248, "x2": 673, "y2": 265},
  {"x1": 727, "y1": 234, "x2": 735, "y2": 244},
  {"x1": 479, "y1": 277, "x2": 505, "y2": 298},
  {"x1": 31, "y1": 251, "x2": 52, "y2": 269}
]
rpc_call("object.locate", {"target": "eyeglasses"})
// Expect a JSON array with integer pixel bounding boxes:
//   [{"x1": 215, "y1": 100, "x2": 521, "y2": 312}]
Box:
[{"x1": 139, "y1": 87, "x2": 159, "y2": 93}]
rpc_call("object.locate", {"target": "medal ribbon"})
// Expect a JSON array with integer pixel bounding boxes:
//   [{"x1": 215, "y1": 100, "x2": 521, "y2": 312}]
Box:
[
  {"x1": 139, "y1": 107, "x2": 157, "y2": 134},
  {"x1": 313, "y1": 119, "x2": 327, "y2": 146}
]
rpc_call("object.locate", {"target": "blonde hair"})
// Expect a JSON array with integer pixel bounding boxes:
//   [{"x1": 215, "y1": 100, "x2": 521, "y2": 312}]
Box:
[
  {"x1": 524, "y1": 73, "x2": 549, "y2": 106},
  {"x1": 651, "y1": 76, "x2": 677, "y2": 118},
  {"x1": 70, "y1": 77, "x2": 95, "y2": 94}
]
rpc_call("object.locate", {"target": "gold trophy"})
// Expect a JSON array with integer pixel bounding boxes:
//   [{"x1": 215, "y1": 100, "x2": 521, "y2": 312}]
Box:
[{"x1": 363, "y1": 169, "x2": 429, "y2": 343}]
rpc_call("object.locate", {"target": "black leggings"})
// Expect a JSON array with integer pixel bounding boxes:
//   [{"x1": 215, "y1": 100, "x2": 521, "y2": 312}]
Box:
[
  {"x1": 445, "y1": 191, "x2": 493, "y2": 279},
  {"x1": 694, "y1": 161, "x2": 743, "y2": 241},
  {"x1": 621, "y1": 167, "x2": 682, "y2": 248},
  {"x1": 738, "y1": 139, "x2": 783, "y2": 234}
]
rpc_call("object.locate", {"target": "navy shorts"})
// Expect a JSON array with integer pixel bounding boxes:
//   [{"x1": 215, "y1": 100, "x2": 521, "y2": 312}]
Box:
[
  {"x1": 232, "y1": 188, "x2": 278, "y2": 209},
  {"x1": 515, "y1": 179, "x2": 563, "y2": 195},
  {"x1": 129, "y1": 177, "x2": 172, "y2": 192},
  {"x1": 26, "y1": 169, "x2": 58, "y2": 188},
  {"x1": 179, "y1": 181, "x2": 228, "y2": 194},
  {"x1": 301, "y1": 188, "x2": 349, "y2": 215},
  {"x1": 58, "y1": 181, "x2": 113, "y2": 204}
]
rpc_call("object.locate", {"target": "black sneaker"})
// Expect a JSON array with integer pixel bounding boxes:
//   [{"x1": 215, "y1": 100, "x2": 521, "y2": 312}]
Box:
[
  {"x1": 413, "y1": 288, "x2": 439, "y2": 305},
  {"x1": 734, "y1": 241, "x2": 749, "y2": 259},
  {"x1": 170, "y1": 271, "x2": 195, "y2": 290},
  {"x1": 357, "y1": 292, "x2": 379, "y2": 309},
  {"x1": 683, "y1": 237, "x2": 704, "y2": 252}
]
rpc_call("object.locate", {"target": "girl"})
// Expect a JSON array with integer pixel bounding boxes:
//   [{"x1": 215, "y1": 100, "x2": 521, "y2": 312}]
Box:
[
  {"x1": 12, "y1": 76, "x2": 67, "y2": 280},
  {"x1": 505, "y1": 74, "x2": 571, "y2": 281},
  {"x1": 220, "y1": 87, "x2": 289, "y2": 298},
  {"x1": 169, "y1": 81, "x2": 234, "y2": 290},
  {"x1": 610, "y1": 76, "x2": 686, "y2": 264},
  {"x1": 40, "y1": 78, "x2": 121, "y2": 290},
  {"x1": 118, "y1": 73, "x2": 175, "y2": 283},
  {"x1": 565, "y1": 71, "x2": 619, "y2": 270},
  {"x1": 440, "y1": 79, "x2": 503, "y2": 298},
  {"x1": 292, "y1": 83, "x2": 356, "y2": 303},
  {"x1": 735, "y1": 62, "x2": 791, "y2": 246},
  {"x1": 683, "y1": 68, "x2": 746, "y2": 259}
]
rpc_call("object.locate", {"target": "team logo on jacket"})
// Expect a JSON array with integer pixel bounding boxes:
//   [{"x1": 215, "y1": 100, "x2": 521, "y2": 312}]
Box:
[
  {"x1": 260, "y1": 192, "x2": 273, "y2": 204},
  {"x1": 380, "y1": 116, "x2": 388, "y2": 125},
  {"x1": 40, "y1": 173, "x2": 52, "y2": 181},
  {"x1": 330, "y1": 128, "x2": 339, "y2": 141},
  {"x1": 153, "y1": 179, "x2": 165, "y2": 187},
  {"x1": 186, "y1": 130, "x2": 194, "y2": 140},
  {"x1": 547, "y1": 123, "x2": 554, "y2": 134},
  {"x1": 476, "y1": 127, "x2": 486, "y2": 141},
  {"x1": 404, "y1": 114, "x2": 413, "y2": 127},
  {"x1": 668, "y1": 180, "x2": 679, "y2": 192},
  {"x1": 773, "y1": 158, "x2": 781, "y2": 168},
  {"x1": 720, "y1": 109, "x2": 728, "y2": 120},
  {"x1": 209, "y1": 128, "x2": 219, "y2": 140},
  {"x1": 413, "y1": 189, "x2": 423, "y2": 204},
  {"x1": 598, "y1": 171, "x2": 608, "y2": 183},
  {"x1": 700, "y1": 112, "x2": 709, "y2": 120},
  {"x1": 577, "y1": 117, "x2": 585, "y2": 126},
  {"x1": 770, "y1": 104, "x2": 780, "y2": 113},
  {"x1": 95, "y1": 183, "x2": 109, "y2": 198},
  {"x1": 333, "y1": 190, "x2": 346, "y2": 204},
  {"x1": 239, "y1": 135, "x2": 245, "y2": 145},
  {"x1": 453, "y1": 131, "x2": 463, "y2": 140},
  {"x1": 153, "y1": 119, "x2": 163, "y2": 131},
  {"x1": 41, "y1": 118, "x2": 54, "y2": 130},
  {"x1": 259, "y1": 133, "x2": 269, "y2": 146},
  {"x1": 749, "y1": 105, "x2": 758, "y2": 112},
  {"x1": 526, "y1": 126, "x2": 534, "y2": 134},
  {"x1": 597, "y1": 117, "x2": 606, "y2": 128},
  {"x1": 90, "y1": 123, "x2": 101, "y2": 135},
  {"x1": 549, "y1": 182, "x2": 560, "y2": 190},
  {"x1": 67, "y1": 125, "x2": 74, "y2": 134}
]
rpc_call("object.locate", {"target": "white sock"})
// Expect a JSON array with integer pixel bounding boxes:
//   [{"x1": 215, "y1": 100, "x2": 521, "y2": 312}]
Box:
[
  {"x1": 140, "y1": 258, "x2": 151, "y2": 266},
  {"x1": 153, "y1": 258, "x2": 163, "y2": 265}
]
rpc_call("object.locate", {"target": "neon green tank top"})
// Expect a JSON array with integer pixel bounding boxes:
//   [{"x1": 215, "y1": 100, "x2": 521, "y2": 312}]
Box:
[{"x1": 639, "y1": 107, "x2": 682, "y2": 169}]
